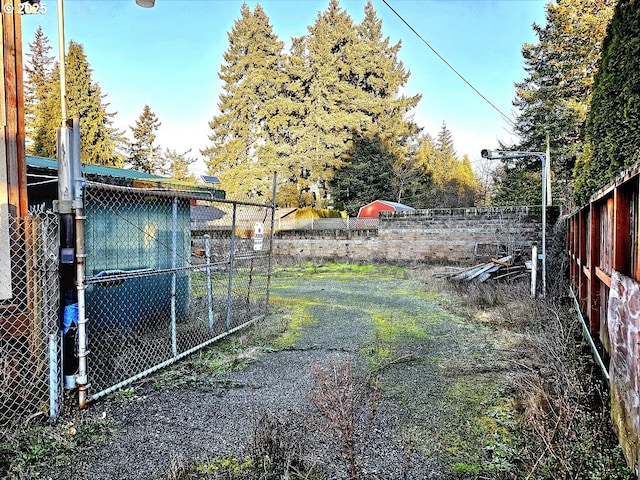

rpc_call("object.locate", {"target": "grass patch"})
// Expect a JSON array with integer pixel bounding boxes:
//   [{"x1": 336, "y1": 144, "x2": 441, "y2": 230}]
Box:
[
  {"x1": 274, "y1": 262, "x2": 405, "y2": 279},
  {"x1": 269, "y1": 297, "x2": 320, "y2": 349}
]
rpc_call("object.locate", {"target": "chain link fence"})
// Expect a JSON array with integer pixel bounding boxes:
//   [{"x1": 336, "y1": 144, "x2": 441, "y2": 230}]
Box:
[
  {"x1": 83, "y1": 183, "x2": 273, "y2": 401},
  {"x1": 0, "y1": 211, "x2": 60, "y2": 428}
]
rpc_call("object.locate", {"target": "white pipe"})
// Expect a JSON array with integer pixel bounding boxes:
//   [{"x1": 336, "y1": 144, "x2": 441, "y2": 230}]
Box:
[
  {"x1": 75, "y1": 202, "x2": 88, "y2": 408},
  {"x1": 540, "y1": 154, "x2": 547, "y2": 297},
  {"x1": 48, "y1": 333, "x2": 59, "y2": 419},
  {"x1": 72, "y1": 118, "x2": 88, "y2": 408},
  {"x1": 530, "y1": 243, "x2": 538, "y2": 297}
]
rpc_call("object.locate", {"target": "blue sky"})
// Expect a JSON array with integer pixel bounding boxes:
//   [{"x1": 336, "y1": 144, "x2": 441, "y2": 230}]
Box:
[{"x1": 21, "y1": 0, "x2": 547, "y2": 176}]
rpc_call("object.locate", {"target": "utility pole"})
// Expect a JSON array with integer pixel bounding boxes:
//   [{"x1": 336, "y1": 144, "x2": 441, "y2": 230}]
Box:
[
  {"x1": 1, "y1": 3, "x2": 28, "y2": 218},
  {"x1": 1, "y1": 3, "x2": 29, "y2": 303}
]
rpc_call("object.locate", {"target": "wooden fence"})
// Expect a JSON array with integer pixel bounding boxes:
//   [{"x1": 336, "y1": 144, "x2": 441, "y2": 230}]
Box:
[{"x1": 567, "y1": 164, "x2": 640, "y2": 477}]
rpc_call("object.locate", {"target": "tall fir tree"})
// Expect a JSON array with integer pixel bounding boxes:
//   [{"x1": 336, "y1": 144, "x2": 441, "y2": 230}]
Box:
[
  {"x1": 203, "y1": 4, "x2": 288, "y2": 200},
  {"x1": 24, "y1": 26, "x2": 56, "y2": 156},
  {"x1": 283, "y1": 0, "x2": 360, "y2": 205},
  {"x1": 353, "y1": 1, "x2": 420, "y2": 150},
  {"x1": 418, "y1": 123, "x2": 479, "y2": 208},
  {"x1": 573, "y1": 0, "x2": 640, "y2": 204},
  {"x1": 24, "y1": 38, "x2": 123, "y2": 166},
  {"x1": 283, "y1": 0, "x2": 420, "y2": 206},
  {"x1": 498, "y1": 0, "x2": 615, "y2": 207},
  {"x1": 204, "y1": 0, "x2": 421, "y2": 206},
  {"x1": 65, "y1": 41, "x2": 123, "y2": 167},
  {"x1": 128, "y1": 105, "x2": 162, "y2": 174}
]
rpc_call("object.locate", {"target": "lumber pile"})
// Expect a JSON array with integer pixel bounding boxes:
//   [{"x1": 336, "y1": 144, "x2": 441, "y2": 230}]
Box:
[{"x1": 436, "y1": 256, "x2": 531, "y2": 283}]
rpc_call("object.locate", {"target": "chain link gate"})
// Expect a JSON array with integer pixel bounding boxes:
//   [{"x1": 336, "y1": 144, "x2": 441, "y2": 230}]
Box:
[
  {"x1": 0, "y1": 211, "x2": 60, "y2": 427},
  {"x1": 82, "y1": 183, "x2": 273, "y2": 401}
]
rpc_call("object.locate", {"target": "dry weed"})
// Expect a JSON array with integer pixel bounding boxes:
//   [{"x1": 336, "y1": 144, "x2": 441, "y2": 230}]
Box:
[{"x1": 308, "y1": 356, "x2": 380, "y2": 480}]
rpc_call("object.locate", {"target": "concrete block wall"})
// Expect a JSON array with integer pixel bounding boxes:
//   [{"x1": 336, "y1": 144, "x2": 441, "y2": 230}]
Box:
[{"x1": 273, "y1": 206, "x2": 551, "y2": 264}]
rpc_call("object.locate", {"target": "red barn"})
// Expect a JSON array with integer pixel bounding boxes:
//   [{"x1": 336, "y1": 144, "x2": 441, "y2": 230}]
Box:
[{"x1": 357, "y1": 200, "x2": 415, "y2": 218}]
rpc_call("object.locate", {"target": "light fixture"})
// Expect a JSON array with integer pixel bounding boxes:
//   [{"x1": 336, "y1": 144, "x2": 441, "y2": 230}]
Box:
[
  {"x1": 481, "y1": 148, "x2": 548, "y2": 297},
  {"x1": 135, "y1": 0, "x2": 155, "y2": 7}
]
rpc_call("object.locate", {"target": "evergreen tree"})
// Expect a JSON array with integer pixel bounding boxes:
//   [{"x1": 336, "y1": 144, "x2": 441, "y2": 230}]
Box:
[
  {"x1": 435, "y1": 121, "x2": 456, "y2": 158},
  {"x1": 283, "y1": 0, "x2": 420, "y2": 206},
  {"x1": 24, "y1": 38, "x2": 123, "y2": 166},
  {"x1": 352, "y1": 1, "x2": 420, "y2": 153},
  {"x1": 285, "y1": 0, "x2": 360, "y2": 205},
  {"x1": 330, "y1": 135, "x2": 396, "y2": 216},
  {"x1": 497, "y1": 0, "x2": 615, "y2": 206},
  {"x1": 573, "y1": 0, "x2": 640, "y2": 204},
  {"x1": 65, "y1": 42, "x2": 123, "y2": 167},
  {"x1": 164, "y1": 148, "x2": 196, "y2": 183},
  {"x1": 203, "y1": 4, "x2": 287, "y2": 200},
  {"x1": 24, "y1": 26, "x2": 56, "y2": 156},
  {"x1": 31, "y1": 63, "x2": 62, "y2": 159},
  {"x1": 419, "y1": 123, "x2": 479, "y2": 208},
  {"x1": 128, "y1": 105, "x2": 162, "y2": 174},
  {"x1": 205, "y1": 0, "x2": 421, "y2": 206}
]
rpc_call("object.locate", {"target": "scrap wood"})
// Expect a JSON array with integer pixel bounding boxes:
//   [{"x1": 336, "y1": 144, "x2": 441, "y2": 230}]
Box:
[
  {"x1": 451, "y1": 256, "x2": 512, "y2": 282},
  {"x1": 443, "y1": 255, "x2": 530, "y2": 284},
  {"x1": 438, "y1": 262, "x2": 488, "y2": 279},
  {"x1": 493, "y1": 267, "x2": 526, "y2": 280},
  {"x1": 490, "y1": 257, "x2": 512, "y2": 267}
]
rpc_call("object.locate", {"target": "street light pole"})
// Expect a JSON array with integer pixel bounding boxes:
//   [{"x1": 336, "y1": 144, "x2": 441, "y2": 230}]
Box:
[{"x1": 481, "y1": 149, "x2": 547, "y2": 297}]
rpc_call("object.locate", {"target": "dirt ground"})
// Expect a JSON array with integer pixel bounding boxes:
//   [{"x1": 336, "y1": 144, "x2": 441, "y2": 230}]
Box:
[{"x1": 30, "y1": 265, "x2": 522, "y2": 480}]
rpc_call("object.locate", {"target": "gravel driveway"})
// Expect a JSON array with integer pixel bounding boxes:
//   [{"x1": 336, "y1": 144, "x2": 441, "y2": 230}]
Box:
[{"x1": 34, "y1": 265, "x2": 514, "y2": 480}]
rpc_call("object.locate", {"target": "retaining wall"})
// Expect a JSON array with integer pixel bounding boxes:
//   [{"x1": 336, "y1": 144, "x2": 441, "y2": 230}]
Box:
[{"x1": 273, "y1": 206, "x2": 555, "y2": 264}]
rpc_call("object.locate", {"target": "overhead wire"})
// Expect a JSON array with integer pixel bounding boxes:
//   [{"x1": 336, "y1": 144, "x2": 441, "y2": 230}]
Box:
[{"x1": 381, "y1": 0, "x2": 517, "y2": 129}]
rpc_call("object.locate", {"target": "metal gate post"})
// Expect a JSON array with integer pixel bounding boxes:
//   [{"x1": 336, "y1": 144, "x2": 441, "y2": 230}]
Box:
[
  {"x1": 226, "y1": 204, "x2": 237, "y2": 330},
  {"x1": 171, "y1": 196, "x2": 178, "y2": 357},
  {"x1": 204, "y1": 234, "x2": 214, "y2": 335}
]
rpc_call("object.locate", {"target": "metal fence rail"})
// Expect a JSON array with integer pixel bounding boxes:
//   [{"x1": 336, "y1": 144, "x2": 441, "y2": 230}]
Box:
[
  {"x1": 0, "y1": 211, "x2": 60, "y2": 427},
  {"x1": 83, "y1": 183, "x2": 273, "y2": 401}
]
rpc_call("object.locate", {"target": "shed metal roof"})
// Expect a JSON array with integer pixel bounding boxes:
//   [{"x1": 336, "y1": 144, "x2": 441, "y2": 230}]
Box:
[
  {"x1": 374, "y1": 200, "x2": 415, "y2": 211},
  {"x1": 26, "y1": 155, "x2": 225, "y2": 199},
  {"x1": 27, "y1": 155, "x2": 165, "y2": 181}
]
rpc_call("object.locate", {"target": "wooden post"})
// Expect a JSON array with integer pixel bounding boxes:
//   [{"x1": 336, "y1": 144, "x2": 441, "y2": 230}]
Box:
[
  {"x1": 2, "y1": 4, "x2": 28, "y2": 218},
  {"x1": 613, "y1": 187, "x2": 630, "y2": 276},
  {"x1": 588, "y1": 203, "x2": 600, "y2": 336}
]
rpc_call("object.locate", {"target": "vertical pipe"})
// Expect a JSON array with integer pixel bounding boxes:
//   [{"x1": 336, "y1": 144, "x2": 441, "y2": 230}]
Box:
[
  {"x1": 57, "y1": 0, "x2": 67, "y2": 122},
  {"x1": 226, "y1": 204, "x2": 237, "y2": 330},
  {"x1": 540, "y1": 154, "x2": 547, "y2": 297},
  {"x1": 546, "y1": 133, "x2": 552, "y2": 207},
  {"x1": 48, "y1": 333, "x2": 59, "y2": 419},
  {"x1": 205, "y1": 234, "x2": 214, "y2": 335},
  {"x1": 531, "y1": 243, "x2": 538, "y2": 297},
  {"x1": 75, "y1": 201, "x2": 87, "y2": 408},
  {"x1": 56, "y1": 0, "x2": 77, "y2": 392},
  {"x1": 71, "y1": 115, "x2": 81, "y2": 199},
  {"x1": 171, "y1": 197, "x2": 177, "y2": 356},
  {"x1": 69, "y1": 118, "x2": 88, "y2": 408},
  {"x1": 265, "y1": 173, "x2": 277, "y2": 308}
]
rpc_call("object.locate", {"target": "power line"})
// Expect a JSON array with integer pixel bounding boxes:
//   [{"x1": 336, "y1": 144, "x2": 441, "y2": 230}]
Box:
[{"x1": 381, "y1": 0, "x2": 516, "y2": 129}]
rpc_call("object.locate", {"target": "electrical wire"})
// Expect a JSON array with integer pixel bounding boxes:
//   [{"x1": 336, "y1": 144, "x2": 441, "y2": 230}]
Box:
[{"x1": 381, "y1": 0, "x2": 516, "y2": 129}]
